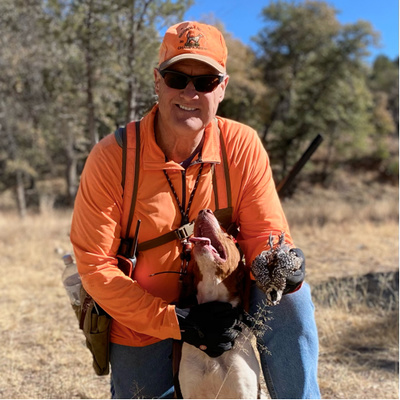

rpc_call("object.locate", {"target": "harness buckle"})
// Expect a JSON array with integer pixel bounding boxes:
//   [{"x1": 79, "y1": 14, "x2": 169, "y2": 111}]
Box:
[{"x1": 175, "y1": 221, "x2": 194, "y2": 241}]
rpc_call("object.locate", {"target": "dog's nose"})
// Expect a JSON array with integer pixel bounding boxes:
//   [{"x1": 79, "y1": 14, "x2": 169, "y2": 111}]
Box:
[{"x1": 199, "y1": 209, "x2": 214, "y2": 216}]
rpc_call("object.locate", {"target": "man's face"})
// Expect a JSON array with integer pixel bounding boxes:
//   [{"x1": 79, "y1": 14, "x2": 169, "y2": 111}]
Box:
[{"x1": 154, "y1": 59, "x2": 229, "y2": 136}]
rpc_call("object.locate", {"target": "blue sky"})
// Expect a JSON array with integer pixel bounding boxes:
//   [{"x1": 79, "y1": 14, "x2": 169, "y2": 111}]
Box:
[{"x1": 183, "y1": 0, "x2": 399, "y2": 63}]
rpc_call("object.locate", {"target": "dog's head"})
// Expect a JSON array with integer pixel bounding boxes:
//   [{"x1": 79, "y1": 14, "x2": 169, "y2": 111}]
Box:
[{"x1": 189, "y1": 209, "x2": 241, "y2": 285}]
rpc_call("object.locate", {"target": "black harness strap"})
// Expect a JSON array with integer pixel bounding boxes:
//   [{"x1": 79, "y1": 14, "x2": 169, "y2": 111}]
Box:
[
  {"x1": 211, "y1": 164, "x2": 219, "y2": 210},
  {"x1": 137, "y1": 222, "x2": 195, "y2": 252},
  {"x1": 212, "y1": 120, "x2": 236, "y2": 235},
  {"x1": 121, "y1": 127, "x2": 127, "y2": 189},
  {"x1": 116, "y1": 121, "x2": 141, "y2": 256},
  {"x1": 218, "y1": 124, "x2": 232, "y2": 209},
  {"x1": 124, "y1": 121, "x2": 141, "y2": 239}
]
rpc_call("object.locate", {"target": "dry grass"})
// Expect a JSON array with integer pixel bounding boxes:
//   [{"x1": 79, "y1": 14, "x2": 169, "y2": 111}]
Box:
[
  {"x1": 0, "y1": 177, "x2": 398, "y2": 399},
  {"x1": 0, "y1": 211, "x2": 110, "y2": 399},
  {"x1": 282, "y1": 175, "x2": 399, "y2": 399}
]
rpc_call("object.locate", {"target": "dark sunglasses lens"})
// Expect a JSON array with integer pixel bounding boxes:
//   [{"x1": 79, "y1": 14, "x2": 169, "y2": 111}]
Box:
[
  {"x1": 161, "y1": 70, "x2": 222, "y2": 92},
  {"x1": 194, "y1": 76, "x2": 221, "y2": 92},
  {"x1": 163, "y1": 72, "x2": 188, "y2": 90}
]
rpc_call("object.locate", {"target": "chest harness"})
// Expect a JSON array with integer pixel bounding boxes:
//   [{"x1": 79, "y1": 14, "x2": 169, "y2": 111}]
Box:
[{"x1": 115, "y1": 120, "x2": 236, "y2": 279}]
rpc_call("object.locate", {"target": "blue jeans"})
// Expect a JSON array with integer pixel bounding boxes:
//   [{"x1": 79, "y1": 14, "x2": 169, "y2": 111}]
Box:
[
  {"x1": 110, "y1": 339, "x2": 175, "y2": 399},
  {"x1": 249, "y1": 282, "x2": 321, "y2": 399},
  {"x1": 110, "y1": 282, "x2": 320, "y2": 399}
]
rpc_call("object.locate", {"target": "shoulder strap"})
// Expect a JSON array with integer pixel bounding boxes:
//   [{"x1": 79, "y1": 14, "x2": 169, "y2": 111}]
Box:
[
  {"x1": 121, "y1": 127, "x2": 127, "y2": 189},
  {"x1": 124, "y1": 121, "x2": 141, "y2": 239},
  {"x1": 115, "y1": 121, "x2": 141, "y2": 246},
  {"x1": 218, "y1": 127, "x2": 232, "y2": 210},
  {"x1": 118, "y1": 119, "x2": 235, "y2": 253},
  {"x1": 212, "y1": 120, "x2": 234, "y2": 232}
]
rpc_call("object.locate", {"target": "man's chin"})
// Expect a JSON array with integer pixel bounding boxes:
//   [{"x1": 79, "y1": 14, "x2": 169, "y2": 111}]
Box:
[{"x1": 175, "y1": 117, "x2": 207, "y2": 134}]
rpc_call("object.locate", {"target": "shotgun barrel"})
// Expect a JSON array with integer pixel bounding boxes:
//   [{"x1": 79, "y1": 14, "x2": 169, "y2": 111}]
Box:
[{"x1": 276, "y1": 134, "x2": 324, "y2": 197}]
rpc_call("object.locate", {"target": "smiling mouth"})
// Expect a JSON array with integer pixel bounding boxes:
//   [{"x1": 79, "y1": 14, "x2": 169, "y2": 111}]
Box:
[{"x1": 177, "y1": 104, "x2": 197, "y2": 112}]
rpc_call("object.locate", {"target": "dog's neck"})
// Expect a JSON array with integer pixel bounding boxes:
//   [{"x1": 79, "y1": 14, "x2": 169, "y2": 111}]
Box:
[{"x1": 195, "y1": 266, "x2": 241, "y2": 308}]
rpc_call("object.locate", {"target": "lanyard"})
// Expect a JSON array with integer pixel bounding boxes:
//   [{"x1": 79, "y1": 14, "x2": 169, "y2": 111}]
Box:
[
  {"x1": 163, "y1": 163, "x2": 204, "y2": 226},
  {"x1": 163, "y1": 162, "x2": 204, "y2": 274}
]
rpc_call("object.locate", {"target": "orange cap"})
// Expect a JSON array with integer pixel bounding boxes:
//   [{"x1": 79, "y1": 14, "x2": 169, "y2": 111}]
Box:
[{"x1": 158, "y1": 21, "x2": 227, "y2": 74}]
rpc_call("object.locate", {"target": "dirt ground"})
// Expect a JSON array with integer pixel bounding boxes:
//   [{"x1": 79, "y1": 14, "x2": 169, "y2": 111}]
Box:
[{"x1": 0, "y1": 178, "x2": 398, "y2": 399}]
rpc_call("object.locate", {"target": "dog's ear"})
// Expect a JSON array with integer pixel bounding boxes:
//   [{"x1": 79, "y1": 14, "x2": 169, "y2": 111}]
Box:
[{"x1": 223, "y1": 233, "x2": 241, "y2": 274}]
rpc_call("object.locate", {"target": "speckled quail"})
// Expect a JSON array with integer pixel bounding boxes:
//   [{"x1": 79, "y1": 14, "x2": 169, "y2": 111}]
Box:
[{"x1": 251, "y1": 232, "x2": 303, "y2": 306}]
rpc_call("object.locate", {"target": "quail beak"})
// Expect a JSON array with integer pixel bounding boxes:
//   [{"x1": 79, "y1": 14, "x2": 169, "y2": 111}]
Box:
[{"x1": 266, "y1": 288, "x2": 283, "y2": 306}]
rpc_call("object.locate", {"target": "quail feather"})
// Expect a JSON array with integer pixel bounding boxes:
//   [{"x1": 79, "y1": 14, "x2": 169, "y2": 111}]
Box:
[{"x1": 251, "y1": 232, "x2": 303, "y2": 306}]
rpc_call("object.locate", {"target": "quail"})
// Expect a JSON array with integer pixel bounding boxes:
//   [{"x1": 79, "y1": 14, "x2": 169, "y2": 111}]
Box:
[{"x1": 251, "y1": 232, "x2": 303, "y2": 306}]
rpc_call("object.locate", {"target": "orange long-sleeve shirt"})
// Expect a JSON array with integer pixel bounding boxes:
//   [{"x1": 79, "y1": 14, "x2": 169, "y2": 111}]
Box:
[{"x1": 70, "y1": 104, "x2": 293, "y2": 347}]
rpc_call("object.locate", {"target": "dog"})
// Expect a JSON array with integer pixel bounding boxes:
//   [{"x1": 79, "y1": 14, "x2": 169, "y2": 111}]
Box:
[{"x1": 178, "y1": 209, "x2": 260, "y2": 399}]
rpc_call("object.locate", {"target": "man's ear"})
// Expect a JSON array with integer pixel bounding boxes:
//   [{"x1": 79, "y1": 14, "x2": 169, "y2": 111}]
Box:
[
  {"x1": 218, "y1": 75, "x2": 229, "y2": 103},
  {"x1": 154, "y1": 68, "x2": 161, "y2": 95}
]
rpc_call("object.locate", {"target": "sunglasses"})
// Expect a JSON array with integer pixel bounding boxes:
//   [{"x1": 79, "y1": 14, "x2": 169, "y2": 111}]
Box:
[{"x1": 158, "y1": 69, "x2": 225, "y2": 93}]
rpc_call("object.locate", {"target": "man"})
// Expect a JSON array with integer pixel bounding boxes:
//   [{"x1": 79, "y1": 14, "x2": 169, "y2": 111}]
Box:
[{"x1": 70, "y1": 21, "x2": 320, "y2": 399}]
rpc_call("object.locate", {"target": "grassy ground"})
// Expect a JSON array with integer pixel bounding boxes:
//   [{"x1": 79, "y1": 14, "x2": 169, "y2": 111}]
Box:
[
  {"x1": 0, "y1": 177, "x2": 398, "y2": 399},
  {"x1": 284, "y1": 175, "x2": 399, "y2": 399}
]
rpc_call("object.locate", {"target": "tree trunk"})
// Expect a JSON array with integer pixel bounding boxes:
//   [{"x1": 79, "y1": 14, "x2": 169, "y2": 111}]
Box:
[
  {"x1": 85, "y1": 0, "x2": 98, "y2": 148},
  {"x1": 65, "y1": 128, "x2": 79, "y2": 206},
  {"x1": 125, "y1": 0, "x2": 137, "y2": 123},
  {"x1": 321, "y1": 124, "x2": 337, "y2": 186},
  {"x1": 4, "y1": 121, "x2": 27, "y2": 217},
  {"x1": 124, "y1": 0, "x2": 154, "y2": 124},
  {"x1": 15, "y1": 169, "x2": 27, "y2": 219}
]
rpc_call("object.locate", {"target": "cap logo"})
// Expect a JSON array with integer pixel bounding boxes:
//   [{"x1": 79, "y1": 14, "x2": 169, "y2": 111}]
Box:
[
  {"x1": 184, "y1": 32, "x2": 203, "y2": 48},
  {"x1": 176, "y1": 25, "x2": 207, "y2": 51}
]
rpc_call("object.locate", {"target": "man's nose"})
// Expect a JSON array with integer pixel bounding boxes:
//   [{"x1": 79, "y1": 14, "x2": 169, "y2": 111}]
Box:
[{"x1": 181, "y1": 80, "x2": 198, "y2": 97}]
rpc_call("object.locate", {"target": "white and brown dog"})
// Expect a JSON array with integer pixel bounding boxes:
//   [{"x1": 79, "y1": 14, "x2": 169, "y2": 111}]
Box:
[{"x1": 178, "y1": 209, "x2": 260, "y2": 399}]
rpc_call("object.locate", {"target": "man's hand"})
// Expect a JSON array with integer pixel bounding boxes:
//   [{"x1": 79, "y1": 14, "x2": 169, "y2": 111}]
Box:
[
  {"x1": 284, "y1": 248, "x2": 305, "y2": 294},
  {"x1": 176, "y1": 301, "x2": 242, "y2": 358}
]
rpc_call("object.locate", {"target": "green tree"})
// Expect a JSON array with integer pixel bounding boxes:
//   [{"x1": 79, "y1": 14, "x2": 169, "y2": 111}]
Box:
[
  {"x1": 218, "y1": 30, "x2": 267, "y2": 132},
  {"x1": 369, "y1": 55, "x2": 398, "y2": 133},
  {"x1": 367, "y1": 55, "x2": 398, "y2": 180},
  {"x1": 107, "y1": 0, "x2": 192, "y2": 125},
  {"x1": 56, "y1": 0, "x2": 191, "y2": 201},
  {"x1": 253, "y1": 0, "x2": 380, "y2": 183},
  {"x1": 0, "y1": 0, "x2": 193, "y2": 213},
  {"x1": 0, "y1": 0, "x2": 60, "y2": 216}
]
